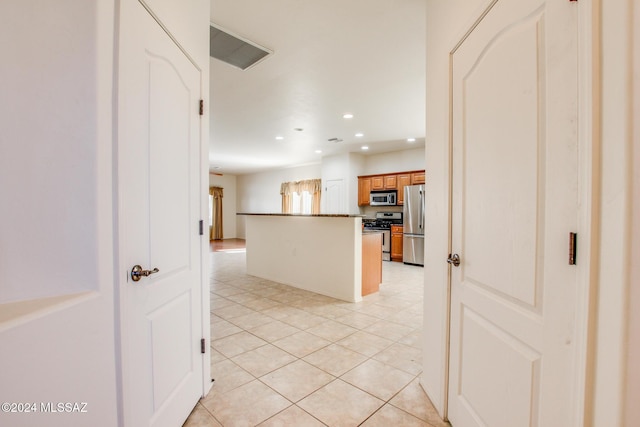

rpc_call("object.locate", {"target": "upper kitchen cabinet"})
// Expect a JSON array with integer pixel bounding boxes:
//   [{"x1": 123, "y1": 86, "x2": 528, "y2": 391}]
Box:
[
  {"x1": 358, "y1": 177, "x2": 372, "y2": 206},
  {"x1": 384, "y1": 175, "x2": 397, "y2": 189},
  {"x1": 371, "y1": 176, "x2": 385, "y2": 190},
  {"x1": 411, "y1": 171, "x2": 425, "y2": 184},
  {"x1": 371, "y1": 174, "x2": 398, "y2": 191},
  {"x1": 397, "y1": 173, "x2": 412, "y2": 205},
  {"x1": 358, "y1": 170, "x2": 424, "y2": 206}
]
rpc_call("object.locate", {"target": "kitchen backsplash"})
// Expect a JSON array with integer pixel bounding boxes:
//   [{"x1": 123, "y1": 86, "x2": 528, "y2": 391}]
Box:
[{"x1": 361, "y1": 205, "x2": 403, "y2": 218}]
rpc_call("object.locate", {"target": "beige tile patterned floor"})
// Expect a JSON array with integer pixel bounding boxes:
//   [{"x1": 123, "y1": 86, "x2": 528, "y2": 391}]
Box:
[{"x1": 184, "y1": 248, "x2": 449, "y2": 427}]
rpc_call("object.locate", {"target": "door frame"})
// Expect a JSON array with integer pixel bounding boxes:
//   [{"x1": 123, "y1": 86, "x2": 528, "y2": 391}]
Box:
[
  {"x1": 113, "y1": 1, "x2": 211, "y2": 423},
  {"x1": 441, "y1": 0, "x2": 597, "y2": 423}
]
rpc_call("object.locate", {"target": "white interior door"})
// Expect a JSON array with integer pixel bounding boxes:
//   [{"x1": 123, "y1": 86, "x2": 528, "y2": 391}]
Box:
[
  {"x1": 324, "y1": 179, "x2": 345, "y2": 213},
  {"x1": 118, "y1": 1, "x2": 203, "y2": 426},
  {"x1": 448, "y1": 0, "x2": 578, "y2": 426}
]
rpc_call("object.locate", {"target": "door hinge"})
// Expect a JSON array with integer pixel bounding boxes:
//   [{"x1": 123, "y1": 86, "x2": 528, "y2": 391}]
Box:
[
  {"x1": 199, "y1": 100, "x2": 204, "y2": 116},
  {"x1": 201, "y1": 338, "x2": 206, "y2": 354},
  {"x1": 199, "y1": 220, "x2": 204, "y2": 236},
  {"x1": 569, "y1": 232, "x2": 577, "y2": 265}
]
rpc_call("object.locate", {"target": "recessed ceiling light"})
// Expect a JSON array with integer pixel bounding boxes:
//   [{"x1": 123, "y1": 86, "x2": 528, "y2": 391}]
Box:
[
  {"x1": 315, "y1": 150, "x2": 322, "y2": 154},
  {"x1": 355, "y1": 133, "x2": 364, "y2": 137},
  {"x1": 407, "y1": 138, "x2": 416, "y2": 142},
  {"x1": 343, "y1": 113, "x2": 354, "y2": 119},
  {"x1": 275, "y1": 136, "x2": 284, "y2": 140},
  {"x1": 361, "y1": 146, "x2": 369, "y2": 150}
]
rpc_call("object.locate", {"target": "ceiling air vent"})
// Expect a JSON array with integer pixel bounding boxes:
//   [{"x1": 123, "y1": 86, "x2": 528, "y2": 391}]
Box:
[{"x1": 210, "y1": 23, "x2": 272, "y2": 70}]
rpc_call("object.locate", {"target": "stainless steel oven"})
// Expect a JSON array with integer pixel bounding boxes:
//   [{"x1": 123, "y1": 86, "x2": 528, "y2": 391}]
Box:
[{"x1": 362, "y1": 212, "x2": 402, "y2": 261}]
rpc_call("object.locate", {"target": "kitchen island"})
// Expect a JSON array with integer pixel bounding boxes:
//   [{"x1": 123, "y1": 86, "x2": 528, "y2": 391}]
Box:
[{"x1": 238, "y1": 213, "x2": 381, "y2": 302}]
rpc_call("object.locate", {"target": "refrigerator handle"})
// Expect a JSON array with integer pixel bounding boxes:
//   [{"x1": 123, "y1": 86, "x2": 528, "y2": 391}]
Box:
[{"x1": 419, "y1": 190, "x2": 423, "y2": 229}]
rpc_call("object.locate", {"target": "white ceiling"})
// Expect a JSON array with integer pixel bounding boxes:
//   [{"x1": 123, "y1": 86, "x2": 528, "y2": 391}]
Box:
[{"x1": 209, "y1": 0, "x2": 426, "y2": 175}]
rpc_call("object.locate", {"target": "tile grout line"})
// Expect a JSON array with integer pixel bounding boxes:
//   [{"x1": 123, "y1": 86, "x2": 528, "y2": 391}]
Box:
[{"x1": 197, "y1": 249, "x2": 428, "y2": 427}]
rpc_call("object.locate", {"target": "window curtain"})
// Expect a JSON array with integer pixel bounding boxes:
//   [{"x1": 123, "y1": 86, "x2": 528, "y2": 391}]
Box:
[
  {"x1": 280, "y1": 182, "x2": 293, "y2": 214},
  {"x1": 210, "y1": 186, "x2": 223, "y2": 240},
  {"x1": 280, "y1": 179, "x2": 322, "y2": 214}
]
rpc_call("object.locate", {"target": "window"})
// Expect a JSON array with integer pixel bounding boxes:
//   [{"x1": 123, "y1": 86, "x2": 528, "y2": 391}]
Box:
[
  {"x1": 280, "y1": 179, "x2": 321, "y2": 214},
  {"x1": 291, "y1": 191, "x2": 313, "y2": 214}
]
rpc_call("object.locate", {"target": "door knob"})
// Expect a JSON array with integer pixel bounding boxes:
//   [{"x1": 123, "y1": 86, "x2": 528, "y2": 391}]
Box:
[
  {"x1": 447, "y1": 254, "x2": 461, "y2": 267},
  {"x1": 131, "y1": 265, "x2": 160, "y2": 282}
]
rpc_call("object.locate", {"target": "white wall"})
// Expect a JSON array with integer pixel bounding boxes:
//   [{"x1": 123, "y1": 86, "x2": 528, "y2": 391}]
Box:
[
  {"x1": 209, "y1": 173, "x2": 237, "y2": 239},
  {"x1": 0, "y1": 0, "x2": 101, "y2": 303},
  {"x1": 362, "y1": 147, "x2": 425, "y2": 176},
  {"x1": 591, "y1": 0, "x2": 635, "y2": 424},
  {"x1": 422, "y1": 0, "x2": 487, "y2": 415},
  {"x1": 321, "y1": 153, "x2": 366, "y2": 215},
  {"x1": 236, "y1": 163, "x2": 322, "y2": 237},
  {"x1": 0, "y1": 0, "x2": 118, "y2": 425},
  {"x1": 348, "y1": 153, "x2": 366, "y2": 214},
  {"x1": 233, "y1": 149, "x2": 425, "y2": 229},
  {"x1": 0, "y1": 1, "x2": 211, "y2": 425}
]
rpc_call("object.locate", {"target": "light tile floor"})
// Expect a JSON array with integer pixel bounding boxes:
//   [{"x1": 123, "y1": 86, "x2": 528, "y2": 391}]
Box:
[{"x1": 184, "y1": 246, "x2": 449, "y2": 427}]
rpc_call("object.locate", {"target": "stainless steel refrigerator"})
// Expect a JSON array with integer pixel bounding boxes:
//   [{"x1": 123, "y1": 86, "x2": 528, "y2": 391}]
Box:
[{"x1": 403, "y1": 184, "x2": 425, "y2": 266}]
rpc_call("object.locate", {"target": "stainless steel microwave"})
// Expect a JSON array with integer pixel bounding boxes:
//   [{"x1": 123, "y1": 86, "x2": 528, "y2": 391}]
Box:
[{"x1": 370, "y1": 190, "x2": 397, "y2": 206}]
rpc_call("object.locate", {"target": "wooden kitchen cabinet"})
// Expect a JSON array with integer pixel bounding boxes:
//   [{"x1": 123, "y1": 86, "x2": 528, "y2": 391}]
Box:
[
  {"x1": 396, "y1": 174, "x2": 411, "y2": 205},
  {"x1": 384, "y1": 174, "x2": 397, "y2": 189},
  {"x1": 358, "y1": 177, "x2": 371, "y2": 206},
  {"x1": 371, "y1": 175, "x2": 384, "y2": 190},
  {"x1": 362, "y1": 231, "x2": 383, "y2": 296},
  {"x1": 411, "y1": 171, "x2": 425, "y2": 184},
  {"x1": 359, "y1": 170, "x2": 424, "y2": 206},
  {"x1": 371, "y1": 174, "x2": 397, "y2": 191},
  {"x1": 391, "y1": 225, "x2": 403, "y2": 262}
]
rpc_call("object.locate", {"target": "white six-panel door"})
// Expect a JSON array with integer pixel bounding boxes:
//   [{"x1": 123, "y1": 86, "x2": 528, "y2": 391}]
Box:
[
  {"x1": 118, "y1": 1, "x2": 204, "y2": 426},
  {"x1": 448, "y1": 0, "x2": 578, "y2": 425}
]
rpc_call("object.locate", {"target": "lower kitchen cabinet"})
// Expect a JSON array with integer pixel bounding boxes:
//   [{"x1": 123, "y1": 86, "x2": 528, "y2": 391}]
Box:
[
  {"x1": 391, "y1": 225, "x2": 403, "y2": 262},
  {"x1": 362, "y1": 231, "x2": 383, "y2": 296}
]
